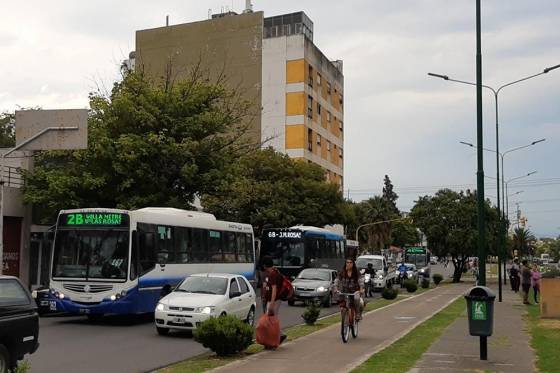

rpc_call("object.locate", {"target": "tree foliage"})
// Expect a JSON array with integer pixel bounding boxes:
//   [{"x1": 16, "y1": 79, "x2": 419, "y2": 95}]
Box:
[
  {"x1": 201, "y1": 148, "x2": 345, "y2": 236},
  {"x1": 512, "y1": 227, "x2": 536, "y2": 257},
  {"x1": 390, "y1": 219, "x2": 420, "y2": 248},
  {"x1": 0, "y1": 112, "x2": 16, "y2": 147},
  {"x1": 410, "y1": 189, "x2": 500, "y2": 282},
  {"x1": 22, "y1": 70, "x2": 256, "y2": 223},
  {"x1": 382, "y1": 174, "x2": 399, "y2": 214}
]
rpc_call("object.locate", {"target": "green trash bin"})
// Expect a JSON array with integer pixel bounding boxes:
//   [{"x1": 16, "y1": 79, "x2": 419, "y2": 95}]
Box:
[{"x1": 465, "y1": 286, "x2": 496, "y2": 336}]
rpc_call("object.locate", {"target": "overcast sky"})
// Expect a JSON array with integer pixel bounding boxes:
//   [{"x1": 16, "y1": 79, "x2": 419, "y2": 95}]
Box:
[{"x1": 1, "y1": 1, "x2": 559, "y2": 237}]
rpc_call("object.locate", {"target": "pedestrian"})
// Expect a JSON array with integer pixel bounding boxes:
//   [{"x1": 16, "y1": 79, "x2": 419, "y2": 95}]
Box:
[
  {"x1": 510, "y1": 258, "x2": 520, "y2": 292},
  {"x1": 532, "y1": 264, "x2": 541, "y2": 304},
  {"x1": 521, "y1": 259, "x2": 532, "y2": 305},
  {"x1": 262, "y1": 256, "x2": 287, "y2": 346}
]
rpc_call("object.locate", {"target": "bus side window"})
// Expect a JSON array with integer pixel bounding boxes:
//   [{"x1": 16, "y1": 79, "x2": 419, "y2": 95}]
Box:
[
  {"x1": 245, "y1": 234, "x2": 255, "y2": 263},
  {"x1": 175, "y1": 227, "x2": 192, "y2": 264},
  {"x1": 208, "y1": 230, "x2": 223, "y2": 262},
  {"x1": 236, "y1": 233, "x2": 247, "y2": 262},
  {"x1": 318, "y1": 239, "x2": 326, "y2": 258},
  {"x1": 191, "y1": 229, "x2": 208, "y2": 263},
  {"x1": 223, "y1": 232, "x2": 237, "y2": 263},
  {"x1": 156, "y1": 226, "x2": 174, "y2": 264},
  {"x1": 130, "y1": 230, "x2": 138, "y2": 280}
]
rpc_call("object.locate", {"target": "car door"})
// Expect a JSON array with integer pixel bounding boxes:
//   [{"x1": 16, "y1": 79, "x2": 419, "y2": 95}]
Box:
[
  {"x1": 227, "y1": 278, "x2": 243, "y2": 318},
  {"x1": 237, "y1": 277, "x2": 254, "y2": 316}
]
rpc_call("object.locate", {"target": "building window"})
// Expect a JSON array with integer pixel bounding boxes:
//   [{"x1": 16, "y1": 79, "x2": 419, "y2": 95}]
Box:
[
  {"x1": 327, "y1": 111, "x2": 331, "y2": 122},
  {"x1": 317, "y1": 134, "x2": 321, "y2": 146},
  {"x1": 339, "y1": 94, "x2": 343, "y2": 106},
  {"x1": 317, "y1": 73, "x2": 322, "y2": 86},
  {"x1": 327, "y1": 141, "x2": 331, "y2": 151},
  {"x1": 308, "y1": 65, "x2": 313, "y2": 87},
  {"x1": 317, "y1": 103, "x2": 321, "y2": 116},
  {"x1": 339, "y1": 148, "x2": 343, "y2": 159},
  {"x1": 307, "y1": 95, "x2": 313, "y2": 118},
  {"x1": 327, "y1": 82, "x2": 331, "y2": 95},
  {"x1": 339, "y1": 120, "x2": 343, "y2": 132},
  {"x1": 308, "y1": 129, "x2": 313, "y2": 151}
]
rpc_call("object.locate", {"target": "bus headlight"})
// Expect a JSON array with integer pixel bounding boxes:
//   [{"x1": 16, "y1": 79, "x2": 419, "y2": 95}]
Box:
[
  {"x1": 58, "y1": 293, "x2": 65, "y2": 300},
  {"x1": 110, "y1": 294, "x2": 117, "y2": 301},
  {"x1": 120, "y1": 290, "x2": 127, "y2": 297},
  {"x1": 31, "y1": 290, "x2": 38, "y2": 299}
]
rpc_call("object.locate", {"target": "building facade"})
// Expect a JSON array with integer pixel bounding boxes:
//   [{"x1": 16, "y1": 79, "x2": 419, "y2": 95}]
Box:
[{"x1": 134, "y1": 10, "x2": 344, "y2": 187}]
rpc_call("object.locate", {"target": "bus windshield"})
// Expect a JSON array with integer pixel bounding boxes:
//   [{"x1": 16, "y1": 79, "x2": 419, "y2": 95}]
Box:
[
  {"x1": 52, "y1": 229, "x2": 129, "y2": 280},
  {"x1": 261, "y1": 239, "x2": 305, "y2": 267}
]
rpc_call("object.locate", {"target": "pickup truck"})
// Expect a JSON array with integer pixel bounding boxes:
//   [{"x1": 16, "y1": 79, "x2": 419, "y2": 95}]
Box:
[
  {"x1": 356, "y1": 255, "x2": 396, "y2": 291},
  {"x1": 0, "y1": 276, "x2": 40, "y2": 372}
]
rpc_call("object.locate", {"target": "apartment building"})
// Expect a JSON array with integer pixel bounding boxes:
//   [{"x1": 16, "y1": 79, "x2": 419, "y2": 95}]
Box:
[{"x1": 134, "y1": 9, "x2": 344, "y2": 187}]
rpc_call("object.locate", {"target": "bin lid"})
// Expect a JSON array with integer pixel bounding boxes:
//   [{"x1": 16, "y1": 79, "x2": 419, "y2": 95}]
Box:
[{"x1": 464, "y1": 286, "x2": 496, "y2": 300}]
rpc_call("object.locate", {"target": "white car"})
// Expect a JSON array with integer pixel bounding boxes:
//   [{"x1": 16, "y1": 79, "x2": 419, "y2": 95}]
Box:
[{"x1": 154, "y1": 273, "x2": 256, "y2": 335}]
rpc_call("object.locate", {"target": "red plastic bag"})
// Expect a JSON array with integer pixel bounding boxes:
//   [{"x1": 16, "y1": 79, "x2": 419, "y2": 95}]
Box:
[{"x1": 256, "y1": 314, "x2": 280, "y2": 348}]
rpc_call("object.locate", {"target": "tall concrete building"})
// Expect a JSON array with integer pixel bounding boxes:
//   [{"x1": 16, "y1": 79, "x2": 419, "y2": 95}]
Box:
[{"x1": 134, "y1": 8, "x2": 344, "y2": 187}]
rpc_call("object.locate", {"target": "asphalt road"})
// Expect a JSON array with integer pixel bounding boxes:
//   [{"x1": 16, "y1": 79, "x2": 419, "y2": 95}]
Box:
[{"x1": 29, "y1": 291, "x2": 382, "y2": 373}]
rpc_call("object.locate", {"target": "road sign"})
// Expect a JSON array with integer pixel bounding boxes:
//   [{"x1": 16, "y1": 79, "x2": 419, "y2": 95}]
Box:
[
  {"x1": 15, "y1": 109, "x2": 88, "y2": 150},
  {"x1": 406, "y1": 247, "x2": 425, "y2": 254}
]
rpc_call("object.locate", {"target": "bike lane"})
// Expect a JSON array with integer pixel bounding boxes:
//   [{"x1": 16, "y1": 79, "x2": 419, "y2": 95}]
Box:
[{"x1": 211, "y1": 283, "x2": 471, "y2": 373}]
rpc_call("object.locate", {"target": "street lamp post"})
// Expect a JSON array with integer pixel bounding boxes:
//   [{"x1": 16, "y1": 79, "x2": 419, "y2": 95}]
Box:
[
  {"x1": 355, "y1": 217, "x2": 408, "y2": 254},
  {"x1": 431, "y1": 63, "x2": 558, "y2": 302},
  {"x1": 505, "y1": 172, "x2": 536, "y2": 226}
]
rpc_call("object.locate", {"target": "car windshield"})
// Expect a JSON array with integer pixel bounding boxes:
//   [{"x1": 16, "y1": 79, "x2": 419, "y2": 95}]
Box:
[
  {"x1": 176, "y1": 276, "x2": 228, "y2": 295},
  {"x1": 405, "y1": 264, "x2": 416, "y2": 270},
  {"x1": 0, "y1": 279, "x2": 30, "y2": 306},
  {"x1": 297, "y1": 269, "x2": 330, "y2": 281},
  {"x1": 52, "y1": 229, "x2": 129, "y2": 280},
  {"x1": 356, "y1": 258, "x2": 383, "y2": 270}
]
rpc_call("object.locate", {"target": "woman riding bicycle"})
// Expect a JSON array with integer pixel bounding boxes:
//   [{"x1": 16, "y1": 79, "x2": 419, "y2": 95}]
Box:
[{"x1": 334, "y1": 258, "x2": 365, "y2": 320}]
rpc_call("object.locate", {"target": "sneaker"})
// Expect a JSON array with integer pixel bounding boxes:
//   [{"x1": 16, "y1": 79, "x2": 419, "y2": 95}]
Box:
[{"x1": 280, "y1": 335, "x2": 287, "y2": 345}]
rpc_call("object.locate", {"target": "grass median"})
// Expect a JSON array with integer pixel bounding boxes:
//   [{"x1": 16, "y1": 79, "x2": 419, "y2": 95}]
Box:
[
  {"x1": 526, "y1": 289, "x2": 560, "y2": 373},
  {"x1": 157, "y1": 285, "x2": 435, "y2": 373},
  {"x1": 351, "y1": 296, "x2": 465, "y2": 373}
]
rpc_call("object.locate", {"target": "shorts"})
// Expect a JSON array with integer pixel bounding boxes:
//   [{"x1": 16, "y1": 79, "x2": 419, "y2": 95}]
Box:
[{"x1": 522, "y1": 284, "x2": 531, "y2": 293}]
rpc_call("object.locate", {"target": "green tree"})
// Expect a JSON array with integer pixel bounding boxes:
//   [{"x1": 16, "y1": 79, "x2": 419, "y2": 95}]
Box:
[
  {"x1": 22, "y1": 70, "x2": 255, "y2": 223},
  {"x1": 201, "y1": 147, "x2": 345, "y2": 236},
  {"x1": 382, "y1": 174, "x2": 399, "y2": 214},
  {"x1": 359, "y1": 196, "x2": 395, "y2": 253},
  {"x1": 512, "y1": 227, "x2": 536, "y2": 258},
  {"x1": 410, "y1": 189, "x2": 500, "y2": 282},
  {"x1": 390, "y1": 219, "x2": 420, "y2": 248},
  {"x1": 0, "y1": 112, "x2": 16, "y2": 147}
]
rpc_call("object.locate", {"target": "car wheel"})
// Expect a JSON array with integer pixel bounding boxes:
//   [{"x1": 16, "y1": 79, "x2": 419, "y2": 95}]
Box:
[
  {"x1": 245, "y1": 307, "x2": 256, "y2": 326},
  {"x1": 156, "y1": 326, "x2": 169, "y2": 336},
  {"x1": 323, "y1": 293, "x2": 331, "y2": 308},
  {"x1": 288, "y1": 299, "x2": 295, "y2": 306},
  {"x1": 0, "y1": 344, "x2": 10, "y2": 373}
]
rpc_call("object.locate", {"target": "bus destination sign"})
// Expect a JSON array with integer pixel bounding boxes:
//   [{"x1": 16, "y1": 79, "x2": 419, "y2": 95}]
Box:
[
  {"x1": 266, "y1": 230, "x2": 302, "y2": 239},
  {"x1": 60, "y1": 213, "x2": 129, "y2": 227},
  {"x1": 406, "y1": 247, "x2": 425, "y2": 254}
]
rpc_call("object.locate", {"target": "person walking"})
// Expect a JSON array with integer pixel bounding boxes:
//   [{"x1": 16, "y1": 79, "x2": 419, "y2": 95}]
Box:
[
  {"x1": 521, "y1": 259, "x2": 532, "y2": 305},
  {"x1": 510, "y1": 258, "x2": 521, "y2": 292},
  {"x1": 532, "y1": 264, "x2": 541, "y2": 304},
  {"x1": 262, "y1": 256, "x2": 287, "y2": 346}
]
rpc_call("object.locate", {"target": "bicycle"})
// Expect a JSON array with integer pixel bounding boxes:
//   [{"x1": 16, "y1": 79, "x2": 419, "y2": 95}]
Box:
[{"x1": 339, "y1": 292, "x2": 360, "y2": 343}]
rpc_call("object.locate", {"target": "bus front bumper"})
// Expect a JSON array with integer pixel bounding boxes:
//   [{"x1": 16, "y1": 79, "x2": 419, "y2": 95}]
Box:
[{"x1": 47, "y1": 293, "x2": 136, "y2": 315}]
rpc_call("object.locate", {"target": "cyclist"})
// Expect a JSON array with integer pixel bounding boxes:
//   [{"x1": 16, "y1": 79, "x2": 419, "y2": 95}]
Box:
[{"x1": 334, "y1": 258, "x2": 365, "y2": 320}]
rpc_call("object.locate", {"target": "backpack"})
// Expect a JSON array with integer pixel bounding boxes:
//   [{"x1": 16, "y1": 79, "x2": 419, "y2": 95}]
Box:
[{"x1": 278, "y1": 272, "x2": 294, "y2": 301}]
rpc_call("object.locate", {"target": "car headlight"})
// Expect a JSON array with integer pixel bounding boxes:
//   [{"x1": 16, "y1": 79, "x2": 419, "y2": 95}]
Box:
[
  {"x1": 194, "y1": 306, "x2": 215, "y2": 314},
  {"x1": 395, "y1": 270, "x2": 400, "y2": 275},
  {"x1": 377, "y1": 275, "x2": 384, "y2": 279},
  {"x1": 317, "y1": 286, "x2": 327, "y2": 292},
  {"x1": 156, "y1": 303, "x2": 165, "y2": 311},
  {"x1": 420, "y1": 269, "x2": 425, "y2": 273}
]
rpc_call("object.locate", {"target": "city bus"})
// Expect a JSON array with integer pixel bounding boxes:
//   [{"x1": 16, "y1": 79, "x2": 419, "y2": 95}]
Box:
[
  {"x1": 260, "y1": 226, "x2": 346, "y2": 278},
  {"x1": 404, "y1": 246, "x2": 431, "y2": 279},
  {"x1": 48, "y1": 208, "x2": 255, "y2": 318}
]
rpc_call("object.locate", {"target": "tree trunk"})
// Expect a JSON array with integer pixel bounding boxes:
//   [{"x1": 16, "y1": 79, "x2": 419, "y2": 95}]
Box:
[{"x1": 452, "y1": 256, "x2": 466, "y2": 283}]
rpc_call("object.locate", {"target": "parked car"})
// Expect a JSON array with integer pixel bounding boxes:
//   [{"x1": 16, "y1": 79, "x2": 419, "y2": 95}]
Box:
[
  {"x1": 288, "y1": 268, "x2": 338, "y2": 307},
  {"x1": 0, "y1": 276, "x2": 40, "y2": 372},
  {"x1": 356, "y1": 255, "x2": 396, "y2": 290},
  {"x1": 430, "y1": 256, "x2": 438, "y2": 265},
  {"x1": 154, "y1": 273, "x2": 256, "y2": 335}
]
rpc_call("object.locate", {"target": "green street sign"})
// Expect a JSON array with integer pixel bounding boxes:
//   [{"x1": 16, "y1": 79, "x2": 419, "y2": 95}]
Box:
[{"x1": 472, "y1": 301, "x2": 487, "y2": 321}]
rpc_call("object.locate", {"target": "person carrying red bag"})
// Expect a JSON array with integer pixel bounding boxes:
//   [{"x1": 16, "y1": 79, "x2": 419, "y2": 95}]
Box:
[{"x1": 257, "y1": 256, "x2": 287, "y2": 349}]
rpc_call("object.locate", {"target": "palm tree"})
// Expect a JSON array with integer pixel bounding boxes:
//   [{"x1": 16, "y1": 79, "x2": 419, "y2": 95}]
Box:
[
  {"x1": 512, "y1": 227, "x2": 536, "y2": 258},
  {"x1": 359, "y1": 196, "x2": 395, "y2": 253}
]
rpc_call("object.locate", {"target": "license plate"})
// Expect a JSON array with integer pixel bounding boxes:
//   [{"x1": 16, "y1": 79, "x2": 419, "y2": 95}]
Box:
[
  {"x1": 49, "y1": 301, "x2": 57, "y2": 311},
  {"x1": 173, "y1": 317, "x2": 187, "y2": 324},
  {"x1": 79, "y1": 308, "x2": 90, "y2": 314},
  {"x1": 40, "y1": 300, "x2": 49, "y2": 306}
]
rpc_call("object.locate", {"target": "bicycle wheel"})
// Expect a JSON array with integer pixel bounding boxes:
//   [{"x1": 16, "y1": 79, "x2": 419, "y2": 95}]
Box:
[
  {"x1": 341, "y1": 309, "x2": 350, "y2": 343},
  {"x1": 351, "y1": 312, "x2": 359, "y2": 338}
]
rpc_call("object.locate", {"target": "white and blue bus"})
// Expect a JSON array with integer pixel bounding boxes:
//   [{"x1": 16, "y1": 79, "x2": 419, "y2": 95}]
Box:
[
  {"x1": 48, "y1": 208, "x2": 255, "y2": 317},
  {"x1": 260, "y1": 226, "x2": 346, "y2": 278}
]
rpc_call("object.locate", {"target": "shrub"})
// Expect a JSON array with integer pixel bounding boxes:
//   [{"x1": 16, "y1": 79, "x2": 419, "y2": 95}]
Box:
[
  {"x1": 382, "y1": 286, "x2": 399, "y2": 300},
  {"x1": 542, "y1": 268, "x2": 560, "y2": 279},
  {"x1": 194, "y1": 315, "x2": 253, "y2": 356},
  {"x1": 421, "y1": 278, "x2": 430, "y2": 289},
  {"x1": 432, "y1": 273, "x2": 444, "y2": 285},
  {"x1": 404, "y1": 279, "x2": 418, "y2": 293},
  {"x1": 302, "y1": 301, "x2": 321, "y2": 325}
]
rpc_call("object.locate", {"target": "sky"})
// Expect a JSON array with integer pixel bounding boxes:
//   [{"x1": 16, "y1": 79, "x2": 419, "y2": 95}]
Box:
[{"x1": 1, "y1": 1, "x2": 559, "y2": 237}]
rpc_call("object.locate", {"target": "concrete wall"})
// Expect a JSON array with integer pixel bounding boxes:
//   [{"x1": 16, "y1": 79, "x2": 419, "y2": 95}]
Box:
[{"x1": 135, "y1": 12, "x2": 264, "y2": 144}]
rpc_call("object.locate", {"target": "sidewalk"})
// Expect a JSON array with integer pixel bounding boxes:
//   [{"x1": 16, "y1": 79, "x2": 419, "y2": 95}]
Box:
[
  {"x1": 211, "y1": 283, "x2": 470, "y2": 373},
  {"x1": 410, "y1": 283, "x2": 535, "y2": 373}
]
